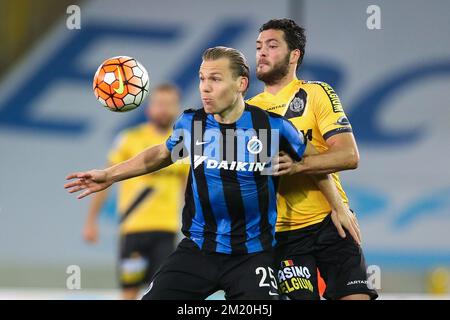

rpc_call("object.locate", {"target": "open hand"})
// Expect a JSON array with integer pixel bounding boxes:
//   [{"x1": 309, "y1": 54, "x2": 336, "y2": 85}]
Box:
[
  {"x1": 64, "y1": 170, "x2": 112, "y2": 199},
  {"x1": 331, "y1": 207, "x2": 362, "y2": 245}
]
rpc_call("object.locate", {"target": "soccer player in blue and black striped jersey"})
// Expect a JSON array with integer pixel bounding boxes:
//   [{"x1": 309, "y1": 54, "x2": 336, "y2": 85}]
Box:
[{"x1": 65, "y1": 46, "x2": 344, "y2": 300}]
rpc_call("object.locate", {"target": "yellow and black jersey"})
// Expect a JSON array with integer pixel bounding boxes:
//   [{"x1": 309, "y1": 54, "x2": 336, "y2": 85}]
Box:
[
  {"x1": 108, "y1": 123, "x2": 189, "y2": 235},
  {"x1": 247, "y1": 79, "x2": 352, "y2": 231}
]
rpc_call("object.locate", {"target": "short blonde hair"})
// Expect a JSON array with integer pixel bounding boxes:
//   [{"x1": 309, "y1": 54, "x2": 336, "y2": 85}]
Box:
[{"x1": 202, "y1": 46, "x2": 250, "y2": 95}]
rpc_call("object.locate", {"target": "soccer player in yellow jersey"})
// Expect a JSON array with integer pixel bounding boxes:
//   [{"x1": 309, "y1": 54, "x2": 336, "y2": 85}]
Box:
[
  {"x1": 247, "y1": 19, "x2": 378, "y2": 300},
  {"x1": 82, "y1": 84, "x2": 188, "y2": 299}
]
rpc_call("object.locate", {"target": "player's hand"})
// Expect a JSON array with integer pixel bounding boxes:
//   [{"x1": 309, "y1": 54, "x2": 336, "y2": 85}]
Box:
[
  {"x1": 331, "y1": 207, "x2": 362, "y2": 245},
  {"x1": 83, "y1": 220, "x2": 99, "y2": 244},
  {"x1": 272, "y1": 151, "x2": 297, "y2": 176},
  {"x1": 64, "y1": 169, "x2": 112, "y2": 199}
]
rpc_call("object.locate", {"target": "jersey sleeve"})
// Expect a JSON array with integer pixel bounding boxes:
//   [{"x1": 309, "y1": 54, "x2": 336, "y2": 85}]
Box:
[
  {"x1": 279, "y1": 117, "x2": 306, "y2": 161},
  {"x1": 107, "y1": 133, "x2": 131, "y2": 164},
  {"x1": 165, "y1": 111, "x2": 191, "y2": 158},
  {"x1": 313, "y1": 82, "x2": 353, "y2": 141}
]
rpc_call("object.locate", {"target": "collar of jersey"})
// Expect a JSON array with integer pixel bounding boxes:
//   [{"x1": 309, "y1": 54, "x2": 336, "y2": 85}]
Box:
[
  {"x1": 207, "y1": 104, "x2": 249, "y2": 127},
  {"x1": 263, "y1": 78, "x2": 300, "y2": 99}
]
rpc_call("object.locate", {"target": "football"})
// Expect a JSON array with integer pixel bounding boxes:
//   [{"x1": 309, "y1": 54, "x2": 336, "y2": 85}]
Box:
[{"x1": 93, "y1": 56, "x2": 150, "y2": 112}]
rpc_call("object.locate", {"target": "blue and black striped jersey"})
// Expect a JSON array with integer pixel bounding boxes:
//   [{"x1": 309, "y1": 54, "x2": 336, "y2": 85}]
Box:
[{"x1": 166, "y1": 104, "x2": 305, "y2": 254}]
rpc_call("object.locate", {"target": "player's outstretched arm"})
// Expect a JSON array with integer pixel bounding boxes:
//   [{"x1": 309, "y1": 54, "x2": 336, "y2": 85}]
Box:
[{"x1": 65, "y1": 143, "x2": 172, "y2": 199}]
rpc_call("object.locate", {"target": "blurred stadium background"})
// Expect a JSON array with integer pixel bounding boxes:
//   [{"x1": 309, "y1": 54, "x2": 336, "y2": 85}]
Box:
[{"x1": 0, "y1": 0, "x2": 449, "y2": 299}]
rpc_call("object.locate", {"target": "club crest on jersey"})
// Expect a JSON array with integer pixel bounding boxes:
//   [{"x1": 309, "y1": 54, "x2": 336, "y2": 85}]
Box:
[
  {"x1": 284, "y1": 89, "x2": 307, "y2": 119},
  {"x1": 289, "y1": 97, "x2": 305, "y2": 113},
  {"x1": 247, "y1": 136, "x2": 263, "y2": 154}
]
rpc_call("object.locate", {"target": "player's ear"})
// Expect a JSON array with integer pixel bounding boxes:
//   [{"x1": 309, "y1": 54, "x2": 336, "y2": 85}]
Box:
[
  {"x1": 238, "y1": 76, "x2": 249, "y2": 94},
  {"x1": 290, "y1": 49, "x2": 301, "y2": 65}
]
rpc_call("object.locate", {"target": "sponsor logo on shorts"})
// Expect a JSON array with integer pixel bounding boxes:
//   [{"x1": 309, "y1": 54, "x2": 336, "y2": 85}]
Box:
[
  {"x1": 278, "y1": 260, "x2": 314, "y2": 294},
  {"x1": 347, "y1": 280, "x2": 368, "y2": 286},
  {"x1": 120, "y1": 253, "x2": 148, "y2": 284}
]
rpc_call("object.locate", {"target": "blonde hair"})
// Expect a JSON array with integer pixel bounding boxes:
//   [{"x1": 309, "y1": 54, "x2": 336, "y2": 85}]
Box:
[{"x1": 202, "y1": 46, "x2": 250, "y2": 95}]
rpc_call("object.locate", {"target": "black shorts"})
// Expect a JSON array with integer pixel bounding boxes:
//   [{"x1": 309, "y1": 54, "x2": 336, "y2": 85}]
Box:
[
  {"x1": 141, "y1": 237, "x2": 279, "y2": 300},
  {"x1": 275, "y1": 214, "x2": 378, "y2": 300},
  {"x1": 119, "y1": 231, "x2": 176, "y2": 289}
]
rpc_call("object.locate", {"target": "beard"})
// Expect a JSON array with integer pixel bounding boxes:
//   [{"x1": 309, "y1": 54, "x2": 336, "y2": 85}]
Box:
[{"x1": 256, "y1": 53, "x2": 290, "y2": 85}]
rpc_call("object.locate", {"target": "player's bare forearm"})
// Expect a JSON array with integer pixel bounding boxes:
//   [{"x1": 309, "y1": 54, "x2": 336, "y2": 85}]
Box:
[
  {"x1": 310, "y1": 173, "x2": 362, "y2": 245},
  {"x1": 107, "y1": 144, "x2": 172, "y2": 183},
  {"x1": 298, "y1": 148, "x2": 358, "y2": 174},
  {"x1": 294, "y1": 134, "x2": 359, "y2": 174},
  {"x1": 310, "y1": 173, "x2": 346, "y2": 212},
  {"x1": 65, "y1": 144, "x2": 173, "y2": 199}
]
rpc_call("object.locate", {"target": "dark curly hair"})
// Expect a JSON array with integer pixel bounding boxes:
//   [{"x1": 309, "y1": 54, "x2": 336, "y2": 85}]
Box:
[{"x1": 259, "y1": 18, "x2": 306, "y2": 68}]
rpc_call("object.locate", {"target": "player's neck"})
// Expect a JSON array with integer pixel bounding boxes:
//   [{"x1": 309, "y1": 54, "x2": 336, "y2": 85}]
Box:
[
  {"x1": 264, "y1": 73, "x2": 297, "y2": 96},
  {"x1": 214, "y1": 98, "x2": 245, "y2": 124}
]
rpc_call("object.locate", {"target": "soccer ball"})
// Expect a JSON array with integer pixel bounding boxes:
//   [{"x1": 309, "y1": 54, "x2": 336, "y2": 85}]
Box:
[{"x1": 93, "y1": 56, "x2": 150, "y2": 112}]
